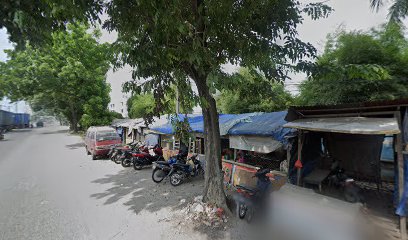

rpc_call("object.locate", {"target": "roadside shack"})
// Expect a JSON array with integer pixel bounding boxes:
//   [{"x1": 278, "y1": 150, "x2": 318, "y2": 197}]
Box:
[
  {"x1": 222, "y1": 111, "x2": 294, "y2": 191},
  {"x1": 149, "y1": 112, "x2": 292, "y2": 191},
  {"x1": 284, "y1": 99, "x2": 408, "y2": 240}
]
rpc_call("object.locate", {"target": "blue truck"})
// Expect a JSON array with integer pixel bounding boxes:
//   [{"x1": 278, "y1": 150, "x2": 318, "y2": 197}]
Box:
[
  {"x1": 0, "y1": 110, "x2": 14, "y2": 131},
  {"x1": 13, "y1": 113, "x2": 30, "y2": 128}
]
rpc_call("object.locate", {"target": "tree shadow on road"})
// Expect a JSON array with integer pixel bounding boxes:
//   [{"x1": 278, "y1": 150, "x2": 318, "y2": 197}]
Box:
[
  {"x1": 90, "y1": 168, "x2": 203, "y2": 213},
  {"x1": 89, "y1": 168, "x2": 248, "y2": 239},
  {"x1": 42, "y1": 129, "x2": 69, "y2": 135},
  {"x1": 66, "y1": 142, "x2": 85, "y2": 149},
  {"x1": 9, "y1": 129, "x2": 32, "y2": 133}
]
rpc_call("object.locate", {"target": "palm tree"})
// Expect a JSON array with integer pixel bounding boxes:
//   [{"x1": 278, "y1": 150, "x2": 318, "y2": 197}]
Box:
[{"x1": 371, "y1": 0, "x2": 408, "y2": 23}]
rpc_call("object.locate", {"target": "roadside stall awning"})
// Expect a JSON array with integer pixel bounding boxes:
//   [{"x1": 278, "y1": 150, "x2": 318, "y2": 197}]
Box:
[
  {"x1": 229, "y1": 135, "x2": 282, "y2": 153},
  {"x1": 149, "y1": 113, "x2": 260, "y2": 135},
  {"x1": 283, "y1": 117, "x2": 400, "y2": 135}
]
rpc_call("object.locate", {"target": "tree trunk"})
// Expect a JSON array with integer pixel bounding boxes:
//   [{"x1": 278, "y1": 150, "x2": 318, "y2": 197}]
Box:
[
  {"x1": 69, "y1": 103, "x2": 78, "y2": 133},
  {"x1": 193, "y1": 76, "x2": 227, "y2": 209}
]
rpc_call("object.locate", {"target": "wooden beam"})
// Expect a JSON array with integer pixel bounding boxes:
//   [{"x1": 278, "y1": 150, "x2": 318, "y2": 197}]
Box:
[
  {"x1": 286, "y1": 143, "x2": 291, "y2": 175},
  {"x1": 395, "y1": 111, "x2": 407, "y2": 240}
]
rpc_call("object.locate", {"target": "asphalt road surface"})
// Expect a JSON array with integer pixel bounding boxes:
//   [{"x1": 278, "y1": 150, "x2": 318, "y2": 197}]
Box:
[{"x1": 0, "y1": 126, "x2": 234, "y2": 240}]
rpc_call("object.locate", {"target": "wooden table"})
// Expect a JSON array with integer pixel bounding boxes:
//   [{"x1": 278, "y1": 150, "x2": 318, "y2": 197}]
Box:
[{"x1": 303, "y1": 169, "x2": 331, "y2": 192}]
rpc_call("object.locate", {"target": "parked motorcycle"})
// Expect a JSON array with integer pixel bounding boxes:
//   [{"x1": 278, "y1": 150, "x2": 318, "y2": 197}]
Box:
[
  {"x1": 0, "y1": 129, "x2": 4, "y2": 140},
  {"x1": 109, "y1": 142, "x2": 140, "y2": 164},
  {"x1": 234, "y1": 168, "x2": 272, "y2": 223},
  {"x1": 151, "y1": 152, "x2": 188, "y2": 183},
  {"x1": 168, "y1": 154, "x2": 204, "y2": 186},
  {"x1": 132, "y1": 144, "x2": 164, "y2": 170},
  {"x1": 328, "y1": 167, "x2": 364, "y2": 203},
  {"x1": 120, "y1": 144, "x2": 147, "y2": 167}
]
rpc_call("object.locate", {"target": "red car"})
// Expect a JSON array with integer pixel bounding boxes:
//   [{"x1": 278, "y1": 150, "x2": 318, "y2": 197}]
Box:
[{"x1": 85, "y1": 126, "x2": 122, "y2": 160}]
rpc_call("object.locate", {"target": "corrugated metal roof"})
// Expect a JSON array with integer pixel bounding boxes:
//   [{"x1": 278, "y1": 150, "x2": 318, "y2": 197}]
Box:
[
  {"x1": 284, "y1": 117, "x2": 400, "y2": 135},
  {"x1": 290, "y1": 99, "x2": 408, "y2": 111},
  {"x1": 286, "y1": 99, "x2": 408, "y2": 121}
]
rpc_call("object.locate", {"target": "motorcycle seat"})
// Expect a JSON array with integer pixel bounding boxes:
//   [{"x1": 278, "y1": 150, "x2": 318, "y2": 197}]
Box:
[
  {"x1": 172, "y1": 163, "x2": 190, "y2": 168},
  {"x1": 155, "y1": 161, "x2": 170, "y2": 165}
]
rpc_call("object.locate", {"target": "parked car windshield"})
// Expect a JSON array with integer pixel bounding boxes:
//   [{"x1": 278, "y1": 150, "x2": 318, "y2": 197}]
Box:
[{"x1": 96, "y1": 131, "x2": 120, "y2": 141}]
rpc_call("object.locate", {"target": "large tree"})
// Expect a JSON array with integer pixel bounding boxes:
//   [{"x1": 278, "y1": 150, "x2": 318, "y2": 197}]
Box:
[
  {"x1": 104, "y1": 1, "x2": 331, "y2": 207},
  {"x1": 217, "y1": 68, "x2": 294, "y2": 114},
  {"x1": 298, "y1": 23, "x2": 408, "y2": 105},
  {"x1": 0, "y1": 24, "x2": 112, "y2": 131}
]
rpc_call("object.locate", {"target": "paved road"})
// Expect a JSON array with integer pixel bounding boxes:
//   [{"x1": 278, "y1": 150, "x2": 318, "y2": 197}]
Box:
[{"x1": 0, "y1": 126, "x2": 222, "y2": 240}]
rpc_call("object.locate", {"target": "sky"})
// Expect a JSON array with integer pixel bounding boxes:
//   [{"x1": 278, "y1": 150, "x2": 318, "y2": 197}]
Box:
[{"x1": 0, "y1": 0, "x2": 403, "y2": 112}]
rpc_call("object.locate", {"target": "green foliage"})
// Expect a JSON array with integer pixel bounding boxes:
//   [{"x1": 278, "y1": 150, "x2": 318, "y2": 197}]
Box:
[
  {"x1": 127, "y1": 86, "x2": 196, "y2": 119},
  {"x1": 127, "y1": 94, "x2": 155, "y2": 119},
  {"x1": 80, "y1": 95, "x2": 113, "y2": 130},
  {"x1": 298, "y1": 23, "x2": 408, "y2": 105},
  {"x1": 371, "y1": 0, "x2": 408, "y2": 23},
  {"x1": 0, "y1": 24, "x2": 112, "y2": 131},
  {"x1": 171, "y1": 116, "x2": 193, "y2": 146},
  {"x1": 1, "y1": 0, "x2": 103, "y2": 48},
  {"x1": 109, "y1": 111, "x2": 124, "y2": 119},
  {"x1": 217, "y1": 68, "x2": 294, "y2": 114},
  {"x1": 107, "y1": 0, "x2": 332, "y2": 113}
]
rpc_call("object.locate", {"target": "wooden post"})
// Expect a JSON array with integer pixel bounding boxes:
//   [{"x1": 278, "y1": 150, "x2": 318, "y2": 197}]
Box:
[
  {"x1": 297, "y1": 131, "x2": 303, "y2": 186},
  {"x1": 286, "y1": 143, "x2": 292, "y2": 174},
  {"x1": 123, "y1": 128, "x2": 126, "y2": 144},
  {"x1": 396, "y1": 111, "x2": 407, "y2": 240},
  {"x1": 233, "y1": 148, "x2": 237, "y2": 161}
]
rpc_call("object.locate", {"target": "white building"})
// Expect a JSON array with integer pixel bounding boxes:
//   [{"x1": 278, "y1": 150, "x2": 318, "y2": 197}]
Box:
[{"x1": 106, "y1": 67, "x2": 132, "y2": 118}]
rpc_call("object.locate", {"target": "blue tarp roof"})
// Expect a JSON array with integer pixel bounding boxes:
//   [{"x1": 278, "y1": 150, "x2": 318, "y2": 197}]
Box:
[
  {"x1": 151, "y1": 114, "x2": 249, "y2": 134},
  {"x1": 228, "y1": 111, "x2": 294, "y2": 144},
  {"x1": 150, "y1": 114, "x2": 202, "y2": 134},
  {"x1": 150, "y1": 111, "x2": 294, "y2": 145}
]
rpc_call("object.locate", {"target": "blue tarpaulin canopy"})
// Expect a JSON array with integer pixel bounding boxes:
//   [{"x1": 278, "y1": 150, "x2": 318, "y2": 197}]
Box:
[
  {"x1": 228, "y1": 111, "x2": 294, "y2": 144},
  {"x1": 150, "y1": 114, "x2": 201, "y2": 134},
  {"x1": 150, "y1": 111, "x2": 294, "y2": 149}
]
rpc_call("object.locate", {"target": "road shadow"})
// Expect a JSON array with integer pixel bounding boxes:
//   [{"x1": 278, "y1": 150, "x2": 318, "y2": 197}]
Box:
[
  {"x1": 91, "y1": 168, "x2": 203, "y2": 212},
  {"x1": 42, "y1": 129, "x2": 69, "y2": 135},
  {"x1": 9, "y1": 129, "x2": 32, "y2": 133},
  {"x1": 66, "y1": 142, "x2": 85, "y2": 149},
  {"x1": 90, "y1": 167, "x2": 249, "y2": 239}
]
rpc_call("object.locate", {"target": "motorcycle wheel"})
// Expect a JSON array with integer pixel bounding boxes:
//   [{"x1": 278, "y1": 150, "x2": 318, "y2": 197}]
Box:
[
  {"x1": 169, "y1": 171, "x2": 183, "y2": 186},
  {"x1": 133, "y1": 158, "x2": 143, "y2": 170},
  {"x1": 238, "y1": 203, "x2": 247, "y2": 219},
  {"x1": 121, "y1": 158, "x2": 131, "y2": 167},
  {"x1": 114, "y1": 155, "x2": 121, "y2": 164},
  {"x1": 152, "y1": 168, "x2": 166, "y2": 183}
]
